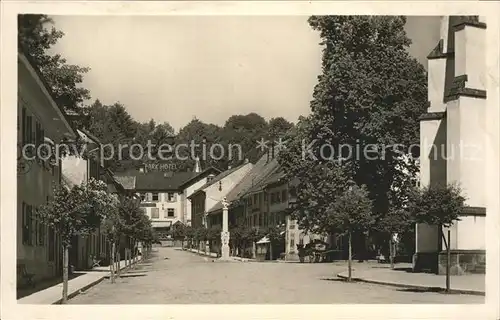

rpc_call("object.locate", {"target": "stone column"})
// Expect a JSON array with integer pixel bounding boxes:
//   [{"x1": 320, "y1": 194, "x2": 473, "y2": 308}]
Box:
[{"x1": 220, "y1": 197, "x2": 230, "y2": 260}]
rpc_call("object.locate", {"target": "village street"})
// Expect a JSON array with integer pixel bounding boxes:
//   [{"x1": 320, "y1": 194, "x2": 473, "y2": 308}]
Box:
[{"x1": 68, "y1": 247, "x2": 483, "y2": 304}]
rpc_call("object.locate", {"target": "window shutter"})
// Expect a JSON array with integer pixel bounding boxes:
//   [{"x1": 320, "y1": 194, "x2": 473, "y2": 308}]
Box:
[{"x1": 21, "y1": 108, "x2": 26, "y2": 145}]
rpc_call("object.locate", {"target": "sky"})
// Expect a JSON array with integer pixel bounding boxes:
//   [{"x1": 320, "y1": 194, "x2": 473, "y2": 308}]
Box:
[{"x1": 51, "y1": 16, "x2": 441, "y2": 131}]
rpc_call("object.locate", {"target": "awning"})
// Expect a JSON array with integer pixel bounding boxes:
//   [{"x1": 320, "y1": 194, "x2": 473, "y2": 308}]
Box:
[
  {"x1": 44, "y1": 136, "x2": 55, "y2": 145},
  {"x1": 256, "y1": 231, "x2": 285, "y2": 244},
  {"x1": 256, "y1": 236, "x2": 269, "y2": 244}
]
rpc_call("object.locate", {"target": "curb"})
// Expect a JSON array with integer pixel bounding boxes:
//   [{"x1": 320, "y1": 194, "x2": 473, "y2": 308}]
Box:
[
  {"x1": 336, "y1": 273, "x2": 485, "y2": 296},
  {"x1": 54, "y1": 259, "x2": 145, "y2": 304},
  {"x1": 53, "y1": 277, "x2": 105, "y2": 304}
]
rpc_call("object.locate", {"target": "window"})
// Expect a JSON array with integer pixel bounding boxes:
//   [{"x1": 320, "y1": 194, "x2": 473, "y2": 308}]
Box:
[
  {"x1": 264, "y1": 193, "x2": 268, "y2": 202},
  {"x1": 276, "y1": 192, "x2": 281, "y2": 203},
  {"x1": 152, "y1": 193, "x2": 159, "y2": 201},
  {"x1": 253, "y1": 194, "x2": 258, "y2": 205},
  {"x1": 140, "y1": 193, "x2": 146, "y2": 201},
  {"x1": 167, "y1": 208, "x2": 175, "y2": 217},
  {"x1": 22, "y1": 203, "x2": 33, "y2": 246},
  {"x1": 167, "y1": 192, "x2": 176, "y2": 202},
  {"x1": 48, "y1": 227, "x2": 55, "y2": 261},
  {"x1": 37, "y1": 208, "x2": 45, "y2": 246},
  {"x1": 270, "y1": 193, "x2": 275, "y2": 204},
  {"x1": 151, "y1": 208, "x2": 159, "y2": 219},
  {"x1": 282, "y1": 190, "x2": 288, "y2": 202}
]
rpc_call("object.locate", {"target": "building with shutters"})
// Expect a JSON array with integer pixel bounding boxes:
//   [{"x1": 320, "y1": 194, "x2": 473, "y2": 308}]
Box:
[{"x1": 17, "y1": 52, "x2": 77, "y2": 284}]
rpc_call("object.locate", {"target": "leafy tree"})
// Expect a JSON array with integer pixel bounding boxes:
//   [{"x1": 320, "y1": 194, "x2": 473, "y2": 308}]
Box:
[
  {"x1": 407, "y1": 183, "x2": 465, "y2": 291},
  {"x1": 206, "y1": 225, "x2": 222, "y2": 256},
  {"x1": 222, "y1": 113, "x2": 269, "y2": 165},
  {"x1": 265, "y1": 225, "x2": 285, "y2": 260},
  {"x1": 18, "y1": 14, "x2": 91, "y2": 114},
  {"x1": 85, "y1": 100, "x2": 140, "y2": 171},
  {"x1": 268, "y1": 117, "x2": 294, "y2": 140},
  {"x1": 38, "y1": 178, "x2": 118, "y2": 303},
  {"x1": 279, "y1": 16, "x2": 427, "y2": 257},
  {"x1": 325, "y1": 184, "x2": 374, "y2": 281}
]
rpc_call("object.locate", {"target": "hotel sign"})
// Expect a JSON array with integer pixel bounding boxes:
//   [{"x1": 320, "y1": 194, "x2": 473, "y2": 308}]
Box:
[{"x1": 140, "y1": 202, "x2": 157, "y2": 208}]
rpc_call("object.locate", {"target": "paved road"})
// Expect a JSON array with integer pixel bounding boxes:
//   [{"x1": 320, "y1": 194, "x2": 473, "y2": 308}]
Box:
[{"x1": 69, "y1": 247, "x2": 483, "y2": 304}]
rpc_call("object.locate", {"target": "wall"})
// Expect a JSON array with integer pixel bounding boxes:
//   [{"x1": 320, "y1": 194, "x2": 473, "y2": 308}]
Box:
[
  {"x1": 17, "y1": 67, "x2": 66, "y2": 281},
  {"x1": 182, "y1": 177, "x2": 208, "y2": 225}
]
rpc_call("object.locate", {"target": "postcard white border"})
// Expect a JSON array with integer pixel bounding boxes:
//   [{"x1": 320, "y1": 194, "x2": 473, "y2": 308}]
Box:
[{"x1": 1, "y1": 1, "x2": 499, "y2": 320}]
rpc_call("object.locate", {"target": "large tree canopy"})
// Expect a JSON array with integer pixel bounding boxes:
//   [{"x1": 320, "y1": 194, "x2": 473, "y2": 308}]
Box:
[
  {"x1": 280, "y1": 16, "x2": 428, "y2": 234},
  {"x1": 18, "y1": 14, "x2": 91, "y2": 114}
]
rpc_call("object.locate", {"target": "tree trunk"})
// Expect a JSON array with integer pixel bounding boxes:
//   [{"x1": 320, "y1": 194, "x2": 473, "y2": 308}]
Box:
[
  {"x1": 269, "y1": 241, "x2": 273, "y2": 261},
  {"x1": 61, "y1": 244, "x2": 69, "y2": 303},
  {"x1": 389, "y1": 238, "x2": 394, "y2": 269},
  {"x1": 111, "y1": 242, "x2": 116, "y2": 284},
  {"x1": 117, "y1": 250, "x2": 121, "y2": 277},
  {"x1": 252, "y1": 241, "x2": 256, "y2": 259},
  {"x1": 446, "y1": 230, "x2": 451, "y2": 293},
  {"x1": 348, "y1": 231, "x2": 352, "y2": 282}
]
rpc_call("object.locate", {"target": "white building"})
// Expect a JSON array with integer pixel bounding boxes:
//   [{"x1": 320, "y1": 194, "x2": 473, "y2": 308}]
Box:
[
  {"x1": 117, "y1": 159, "x2": 220, "y2": 232},
  {"x1": 415, "y1": 16, "x2": 489, "y2": 274}
]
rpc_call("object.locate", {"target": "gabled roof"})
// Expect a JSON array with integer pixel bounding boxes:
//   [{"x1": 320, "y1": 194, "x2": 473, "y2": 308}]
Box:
[
  {"x1": 178, "y1": 166, "x2": 221, "y2": 189},
  {"x1": 188, "y1": 162, "x2": 250, "y2": 199},
  {"x1": 114, "y1": 176, "x2": 136, "y2": 190},
  {"x1": 134, "y1": 171, "x2": 197, "y2": 191},
  {"x1": 78, "y1": 128, "x2": 102, "y2": 145},
  {"x1": 207, "y1": 154, "x2": 280, "y2": 214}
]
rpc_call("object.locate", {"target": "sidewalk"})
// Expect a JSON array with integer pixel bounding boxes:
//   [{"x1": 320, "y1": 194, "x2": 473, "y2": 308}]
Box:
[
  {"x1": 336, "y1": 263, "x2": 485, "y2": 296},
  {"x1": 18, "y1": 257, "x2": 144, "y2": 304}
]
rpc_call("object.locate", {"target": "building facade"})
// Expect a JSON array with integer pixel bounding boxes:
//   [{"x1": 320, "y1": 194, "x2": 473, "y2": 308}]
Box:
[
  {"x1": 121, "y1": 161, "x2": 220, "y2": 234},
  {"x1": 415, "y1": 16, "x2": 489, "y2": 274},
  {"x1": 190, "y1": 161, "x2": 253, "y2": 229},
  {"x1": 17, "y1": 52, "x2": 77, "y2": 282}
]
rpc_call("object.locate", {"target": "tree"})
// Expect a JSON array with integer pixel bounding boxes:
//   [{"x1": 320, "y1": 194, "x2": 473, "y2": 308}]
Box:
[
  {"x1": 18, "y1": 14, "x2": 91, "y2": 114},
  {"x1": 265, "y1": 225, "x2": 285, "y2": 260},
  {"x1": 37, "y1": 178, "x2": 118, "y2": 303},
  {"x1": 206, "y1": 226, "x2": 222, "y2": 256},
  {"x1": 408, "y1": 183, "x2": 465, "y2": 292},
  {"x1": 85, "y1": 101, "x2": 139, "y2": 171},
  {"x1": 279, "y1": 16, "x2": 427, "y2": 257},
  {"x1": 325, "y1": 184, "x2": 374, "y2": 281},
  {"x1": 267, "y1": 117, "x2": 294, "y2": 140},
  {"x1": 101, "y1": 197, "x2": 123, "y2": 283}
]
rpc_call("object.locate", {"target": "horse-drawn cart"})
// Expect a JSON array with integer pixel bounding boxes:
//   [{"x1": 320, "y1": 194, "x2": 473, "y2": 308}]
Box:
[{"x1": 297, "y1": 240, "x2": 340, "y2": 263}]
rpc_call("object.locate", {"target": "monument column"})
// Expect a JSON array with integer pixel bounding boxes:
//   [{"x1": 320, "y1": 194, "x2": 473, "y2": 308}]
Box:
[{"x1": 220, "y1": 197, "x2": 230, "y2": 260}]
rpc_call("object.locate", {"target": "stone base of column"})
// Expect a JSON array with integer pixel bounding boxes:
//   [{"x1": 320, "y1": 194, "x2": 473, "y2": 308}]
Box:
[
  {"x1": 438, "y1": 250, "x2": 485, "y2": 275},
  {"x1": 219, "y1": 244, "x2": 231, "y2": 261}
]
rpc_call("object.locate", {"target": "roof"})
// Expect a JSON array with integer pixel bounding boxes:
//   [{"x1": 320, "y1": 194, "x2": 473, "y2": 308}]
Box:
[
  {"x1": 133, "y1": 171, "x2": 197, "y2": 191},
  {"x1": 116, "y1": 166, "x2": 220, "y2": 192},
  {"x1": 178, "y1": 166, "x2": 221, "y2": 189},
  {"x1": 114, "y1": 176, "x2": 136, "y2": 190},
  {"x1": 188, "y1": 162, "x2": 250, "y2": 198},
  {"x1": 78, "y1": 128, "x2": 102, "y2": 145},
  {"x1": 18, "y1": 51, "x2": 77, "y2": 139},
  {"x1": 245, "y1": 164, "x2": 284, "y2": 194},
  {"x1": 207, "y1": 154, "x2": 280, "y2": 214}
]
